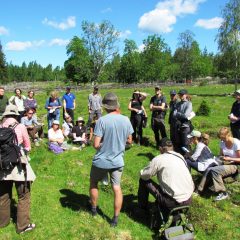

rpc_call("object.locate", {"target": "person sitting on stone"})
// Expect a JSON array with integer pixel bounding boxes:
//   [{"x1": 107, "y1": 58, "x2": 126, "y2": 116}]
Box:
[
  {"x1": 72, "y1": 117, "x2": 87, "y2": 148},
  {"x1": 21, "y1": 108, "x2": 44, "y2": 146},
  {"x1": 137, "y1": 138, "x2": 194, "y2": 215}
]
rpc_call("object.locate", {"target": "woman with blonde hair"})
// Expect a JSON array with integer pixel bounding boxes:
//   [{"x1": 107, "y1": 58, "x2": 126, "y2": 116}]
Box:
[
  {"x1": 197, "y1": 127, "x2": 239, "y2": 201},
  {"x1": 45, "y1": 91, "x2": 62, "y2": 129}
]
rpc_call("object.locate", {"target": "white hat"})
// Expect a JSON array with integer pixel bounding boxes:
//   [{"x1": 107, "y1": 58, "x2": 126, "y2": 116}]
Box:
[
  {"x1": 52, "y1": 120, "x2": 60, "y2": 125},
  {"x1": 187, "y1": 130, "x2": 201, "y2": 138},
  {"x1": 3, "y1": 105, "x2": 20, "y2": 116}
]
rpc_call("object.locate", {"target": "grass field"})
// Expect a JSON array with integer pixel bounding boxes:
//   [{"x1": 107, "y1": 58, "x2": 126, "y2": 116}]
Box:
[{"x1": 0, "y1": 84, "x2": 240, "y2": 240}]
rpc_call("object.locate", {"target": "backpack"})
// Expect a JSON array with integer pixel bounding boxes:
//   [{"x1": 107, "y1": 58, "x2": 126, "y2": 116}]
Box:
[{"x1": 0, "y1": 123, "x2": 22, "y2": 171}]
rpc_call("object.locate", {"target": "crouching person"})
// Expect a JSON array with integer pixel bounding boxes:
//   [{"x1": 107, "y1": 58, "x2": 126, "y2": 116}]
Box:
[
  {"x1": 0, "y1": 105, "x2": 36, "y2": 234},
  {"x1": 137, "y1": 138, "x2": 194, "y2": 214}
]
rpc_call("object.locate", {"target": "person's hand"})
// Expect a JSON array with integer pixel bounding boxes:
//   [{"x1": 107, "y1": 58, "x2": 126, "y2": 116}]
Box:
[{"x1": 223, "y1": 156, "x2": 231, "y2": 161}]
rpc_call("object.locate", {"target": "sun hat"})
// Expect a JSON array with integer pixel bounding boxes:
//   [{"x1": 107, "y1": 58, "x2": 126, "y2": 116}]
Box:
[
  {"x1": 52, "y1": 120, "x2": 60, "y2": 125},
  {"x1": 187, "y1": 130, "x2": 201, "y2": 138},
  {"x1": 178, "y1": 89, "x2": 188, "y2": 95},
  {"x1": 76, "y1": 117, "x2": 85, "y2": 123},
  {"x1": 3, "y1": 105, "x2": 19, "y2": 116},
  {"x1": 102, "y1": 92, "x2": 120, "y2": 110},
  {"x1": 155, "y1": 86, "x2": 161, "y2": 90},
  {"x1": 159, "y1": 138, "x2": 173, "y2": 147},
  {"x1": 234, "y1": 89, "x2": 240, "y2": 95}
]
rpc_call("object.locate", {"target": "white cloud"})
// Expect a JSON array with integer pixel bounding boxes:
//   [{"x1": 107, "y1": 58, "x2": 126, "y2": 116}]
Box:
[
  {"x1": 5, "y1": 40, "x2": 45, "y2": 51},
  {"x1": 42, "y1": 16, "x2": 76, "y2": 30},
  {"x1": 49, "y1": 38, "x2": 70, "y2": 46},
  {"x1": 138, "y1": 44, "x2": 145, "y2": 52},
  {"x1": 101, "y1": 7, "x2": 112, "y2": 13},
  {"x1": 195, "y1": 17, "x2": 223, "y2": 29},
  {"x1": 0, "y1": 26, "x2": 9, "y2": 35},
  {"x1": 119, "y1": 30, "x2": 132, "y2": 39},
  {"x1": 138, "y1": 0, "x2": 205, "y2": 33}
]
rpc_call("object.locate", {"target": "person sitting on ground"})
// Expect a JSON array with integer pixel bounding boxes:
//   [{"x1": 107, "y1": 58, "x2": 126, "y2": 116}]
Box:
[
  {"x1": 137, "y1": 138, "x2": 194, "y2": 214},
  {"x1": 185, "y1": 130, "x2": 219, "y2": 173},
  {"x1": 21, "y1": 108, "x2": 44, "y2": 146},
  {"x1": 48, "y1": 120, "x2": 66, "y2": 153},
  {"x1": 72, "y1": 117, "x2": 87, "y2": 147},
  {"x1": 24, "y1": 90, "x2": 38, "y2": 113},
  {"x1": 0, "y1": 105, "x2": 36, "y2": 234},
  {"x1": 62, "y1": 113, "x2": 73, "y2": 139},
  {"x1": 197, "y1": 127, "x2": 239, "y2": 201}
]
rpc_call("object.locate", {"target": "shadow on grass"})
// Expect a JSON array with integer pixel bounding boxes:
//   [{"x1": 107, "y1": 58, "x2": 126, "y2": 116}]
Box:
[
  {"x1": 137, "y1": 152, "x2": 155, "y2": 161},
  {"x1": 59, "y1": 189, "x2": 111, "y2": 223}
]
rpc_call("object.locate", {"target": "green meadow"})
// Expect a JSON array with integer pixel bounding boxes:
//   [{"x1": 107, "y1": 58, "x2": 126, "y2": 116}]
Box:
[{"x1": 0, "y1": 84, "x2": 239, "y2": 240}]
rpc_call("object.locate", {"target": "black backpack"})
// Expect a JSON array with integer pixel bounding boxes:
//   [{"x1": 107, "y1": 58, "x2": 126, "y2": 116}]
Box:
[{"x1": 0, "y1": 123, "x2": 22, "y2": 171}]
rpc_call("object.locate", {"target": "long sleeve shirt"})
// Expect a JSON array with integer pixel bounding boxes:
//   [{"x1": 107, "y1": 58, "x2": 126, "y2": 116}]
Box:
[{"x1": 140, "y1": 151, "x2": 194, "y2": 203}]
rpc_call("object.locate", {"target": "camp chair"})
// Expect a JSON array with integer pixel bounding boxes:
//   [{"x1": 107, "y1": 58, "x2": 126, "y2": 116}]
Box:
[{"x1": 150, "y1": 203, "x2": 195, "y2": 240}]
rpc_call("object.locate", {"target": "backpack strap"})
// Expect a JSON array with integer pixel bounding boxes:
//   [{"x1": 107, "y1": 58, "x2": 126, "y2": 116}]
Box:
[{"x1": 166, "y1": 151, "x2": 188, "y2": 167}]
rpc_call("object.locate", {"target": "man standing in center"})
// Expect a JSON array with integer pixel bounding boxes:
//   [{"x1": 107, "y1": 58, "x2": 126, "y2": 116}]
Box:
[
  {"x1": 89, "y1": 92, "x2": 133, "y2": 227},
  {"x1": 150, "y1": 86, "x2": 167, "y2": 148},
  {"x1": 62, "y1": 86, "x2": 76, "y2": 123},
  {"x1": 87, "y1": 86, "x2": 102, "y2": 126}
]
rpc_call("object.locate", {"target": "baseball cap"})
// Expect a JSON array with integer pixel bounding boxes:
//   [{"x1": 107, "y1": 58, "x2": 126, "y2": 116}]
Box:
[{"x1": 187, "y1": 130, "x2": 201, "y2": 138}]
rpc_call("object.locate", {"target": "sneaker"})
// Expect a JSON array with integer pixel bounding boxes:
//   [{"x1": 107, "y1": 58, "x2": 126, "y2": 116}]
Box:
[
  {"x1": 18, "y1": 223, "x2": 36, "y2": 234},
  {"x1": 214, "y1": 192, "x2": 229, "y2": 201}
]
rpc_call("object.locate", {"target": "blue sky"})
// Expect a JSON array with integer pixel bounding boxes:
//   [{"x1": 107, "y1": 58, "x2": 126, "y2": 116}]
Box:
[{"x1": 0, "y1": 0, "x2": 228, "y2": 68}]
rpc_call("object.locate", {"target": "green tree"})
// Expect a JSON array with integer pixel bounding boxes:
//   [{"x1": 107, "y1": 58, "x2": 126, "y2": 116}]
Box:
[
  {"x1": 0, "y1": 41, "x2": 8, "y2": 83},
  {"x1": 118, "y1": 39, "x2": 141, "y2": 84},
  {"x1": 65, "y1": 36, "x2": 92, "y2": 84},
  {"x1": 81, "y1": 20, "x2": 119, "y2": 83},
  {"x1": 141, "y1": 34, "x2": 171, "y2": 82},
  {"x1": 217, "y1": 0, "x2": 240, "y2": 90}
]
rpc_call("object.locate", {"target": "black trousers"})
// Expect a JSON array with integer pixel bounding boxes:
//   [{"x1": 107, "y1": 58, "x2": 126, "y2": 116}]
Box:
[
  {"x1": 230, "y1": 123, "x2": 240, "y2": 140},
  {"x1": 63, "y1": 108, "x2": 74, "y2": 123},
  {"x1": 151, "y1": 118, "x2": 167, "y2": 147},
  {"x1": 130, "y1": 114, "x2": 143, "y2": 143},
  {"x1": 137, "y1": 179, "x2": 192, "y2": 211}
]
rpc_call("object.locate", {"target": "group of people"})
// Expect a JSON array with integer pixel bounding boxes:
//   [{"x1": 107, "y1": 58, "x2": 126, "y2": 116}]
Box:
[{"x1": 0, "y1": 85, "x2": 239, "y2": 234}]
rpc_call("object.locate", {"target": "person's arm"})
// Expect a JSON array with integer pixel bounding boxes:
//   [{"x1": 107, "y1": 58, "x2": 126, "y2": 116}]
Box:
[
  {"x1": 88, "y1": 94, "x2": 92, "y2": 113},
  {"x1": 140, "y1": 158, "x2": 158, "y2": 180},
  {"x1": 89, "y1": 127, "x2": 94, "y2": 141},
  {"x1": 73, "y1": 99, "x2": 76, "y2": 110},
  {"x1": 176, "y1": 101, "x2": 192, "y2": 120},
  {"x1": 151, "y1": 102, "x2": 166, "y2": 111},
  {"x1": 62, "y1": 98, "x2": 67, "y2": 112},
  {"x1": 223, "y1": 150, "x2": 240, "y2": 163},
  {"x1": 93, "y1": 135, "x2": 102, "y2": 149},
  {"x1": 21, "y1": 125, "x2": 31, "y2": 151},
  {"x1": 141, "y1": 105, "x2": 147, "y2": 117},
  {"x1": 139, "y1": 92, "x2": 147, "y2": 102},
  {"x1": 191, "y1": 143, "x2": 204, "y2": 161}
]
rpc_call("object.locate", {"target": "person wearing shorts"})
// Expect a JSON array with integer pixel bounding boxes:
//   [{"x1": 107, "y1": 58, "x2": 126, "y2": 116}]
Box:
[{"x1": 89, "y1": 92, "x2": 133, "y2": 227}]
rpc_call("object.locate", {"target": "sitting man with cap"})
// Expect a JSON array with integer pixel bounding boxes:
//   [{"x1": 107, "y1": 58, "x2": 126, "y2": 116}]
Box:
[
  {"x1": 89, "y1": 92, "x2": 133, "y2": 227},
  {"x1": 72, "y1": 116, "x2": 87, "y2": 148},
  {"x1": 137, "y1": 138, "x2": 194, "y2": 214}
]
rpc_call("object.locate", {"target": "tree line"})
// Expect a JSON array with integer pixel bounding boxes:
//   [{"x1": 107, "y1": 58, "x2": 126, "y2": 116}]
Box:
[{"x1": 0, "y1": 0, "x2": 239, "y2": 85}]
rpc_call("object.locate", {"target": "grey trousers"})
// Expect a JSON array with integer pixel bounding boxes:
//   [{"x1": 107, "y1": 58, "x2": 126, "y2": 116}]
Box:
[
  {"x1": 0, "y1": 181, "x2": 31, "y2": 232},
  {"x1": 198, "y1": 165, "x2": 238, "y2": 193}
]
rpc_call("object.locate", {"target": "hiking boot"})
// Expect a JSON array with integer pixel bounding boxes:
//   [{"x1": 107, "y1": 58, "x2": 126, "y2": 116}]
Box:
[
  {"x1": 110, "y1": 216, "x2": 118, "y2": 227},
  {"x1": 17, "y1": 223, "x2": 36, "y2": 234},
  {"x1": 90, "y1": 207, "x2": 98, "y2": 216},
  {"x1": 214, "y1": 192, "x2": 229, "y2": 201}
]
